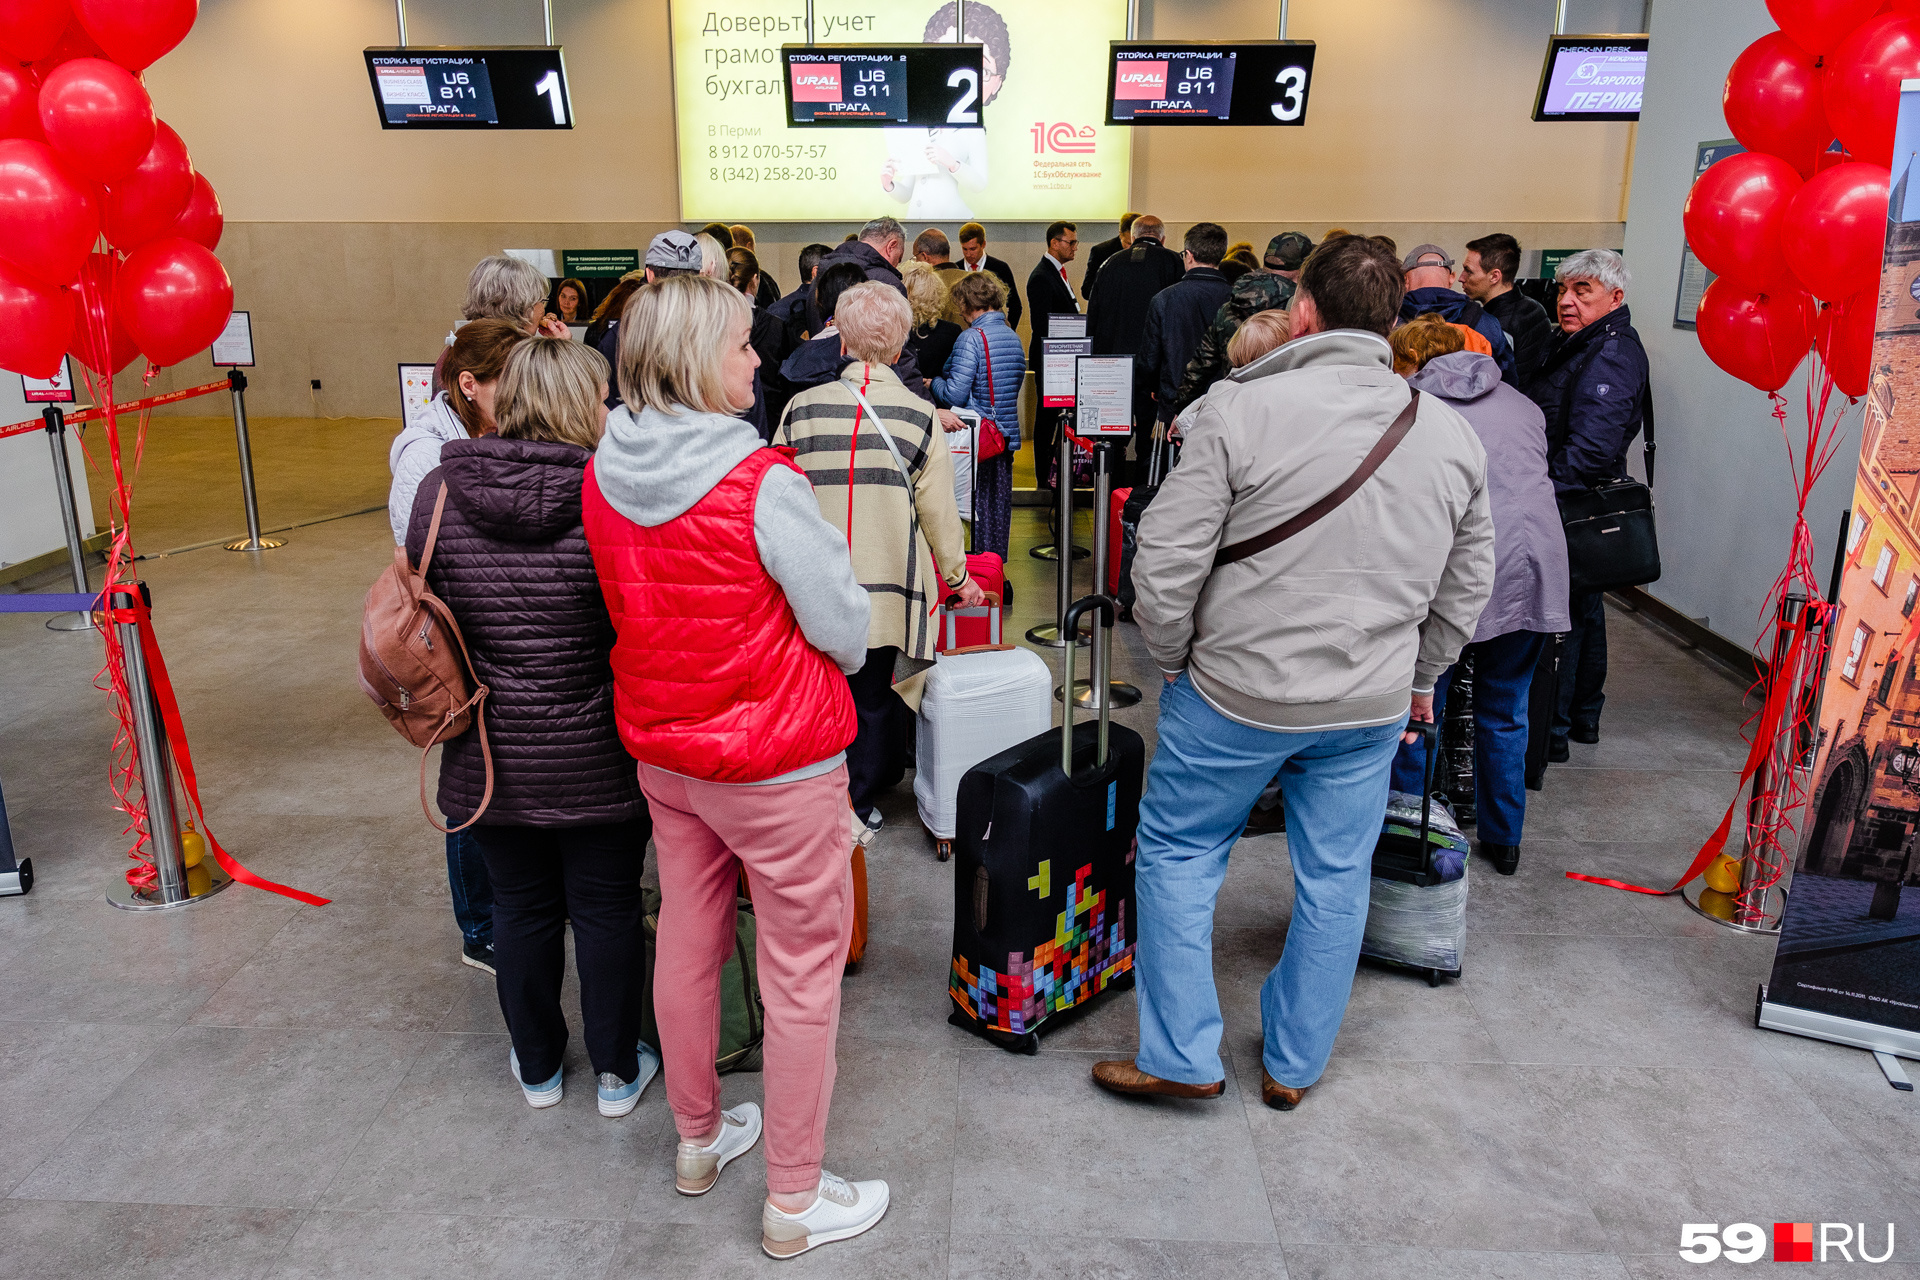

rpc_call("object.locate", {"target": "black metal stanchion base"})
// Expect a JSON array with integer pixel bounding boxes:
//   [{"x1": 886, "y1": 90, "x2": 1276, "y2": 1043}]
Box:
[{"x1": 45, "y1": 612, "x2": 93, "y2": 632}]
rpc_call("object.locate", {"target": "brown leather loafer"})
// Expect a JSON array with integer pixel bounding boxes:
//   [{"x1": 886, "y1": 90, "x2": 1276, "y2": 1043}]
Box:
[
  {"x1": 1260, "y1": 1068, "x2": 1309, "y2": 1111},
  {"x1": 1092, "y1": 1060, "x2": 1225, "y2": 1099}
]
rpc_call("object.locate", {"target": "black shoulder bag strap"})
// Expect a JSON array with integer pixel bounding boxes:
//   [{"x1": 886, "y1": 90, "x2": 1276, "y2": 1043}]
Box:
[
  {"x1": 1641, "y1": 383, "x2": 1656, "y2": 487},
  {"x1": 1214, "y1": 389, "x2": 1422, "y2": 568}
]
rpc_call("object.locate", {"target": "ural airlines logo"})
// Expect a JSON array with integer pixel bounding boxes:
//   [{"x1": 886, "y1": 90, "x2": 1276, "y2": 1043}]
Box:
[
  {"x1": 1032, "y1": 122, "x2": 1095, "y2": 154},
  {"x1": 1114, "y1": 60, "x2": 1167, "y2": 98},
  {"x1": 789, "y1": 65, "x2": 841, "y2": 100}
]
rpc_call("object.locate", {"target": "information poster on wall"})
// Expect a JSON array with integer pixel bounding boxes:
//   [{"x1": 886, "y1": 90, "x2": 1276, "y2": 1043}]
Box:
[
  {"x1": 672, "y1": 0, "x2": 1130, "y2": 222},
  {"x1": 1764, "y1": 86, "x2": 1920, "y2": 1052},
  {"x1": 1673, "y1": 140, "x2": 1742, "y2": 331}
]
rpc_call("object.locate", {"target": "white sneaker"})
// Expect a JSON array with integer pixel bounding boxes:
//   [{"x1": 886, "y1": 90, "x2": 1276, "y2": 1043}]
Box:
[
  {"x1": 674, "y1": 1102, "x2": 763, "y2": 1196},
  {"x1": 761, "y1": 1170, "x2": 890, "y2": 1258}
]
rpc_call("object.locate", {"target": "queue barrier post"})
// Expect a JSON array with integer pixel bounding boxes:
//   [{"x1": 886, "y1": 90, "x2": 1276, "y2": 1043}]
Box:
[
  {"x1": 1031, "y1": 414, "x2": 1090, "y2": 562},
  {"x1": 1059, "y1": 441, "x2": 1141, "y2": 708},
  {"x1": 104, "y1": 584, "x2": 233, "y2": 911},
  {"x1": 1026, "y1": 425, "x2": 1090, "y2": 649},
  {"x1": 223, "y1": 369, "x2": 285, "y2": 553},
  {"x1": 43, "y1": 407, "x2": 94, "y2": 633}
]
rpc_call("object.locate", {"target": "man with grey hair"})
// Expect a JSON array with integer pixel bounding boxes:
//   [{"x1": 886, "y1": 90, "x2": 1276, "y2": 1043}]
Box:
[
  {"x1": 810, "y1": 217, "x2": 908, "y2": 332},
  {"x1": 1524, "y1": 247, "x2": 1647, "y2": 762}
]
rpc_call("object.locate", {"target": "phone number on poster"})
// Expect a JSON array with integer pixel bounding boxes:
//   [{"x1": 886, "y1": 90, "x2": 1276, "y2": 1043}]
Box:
[
  {"x1": 710, "y1": 166, "x2": 840, "y2": 182},
  {"x1": 709, "y1": 145, "x2": 831, "y2": 160}
]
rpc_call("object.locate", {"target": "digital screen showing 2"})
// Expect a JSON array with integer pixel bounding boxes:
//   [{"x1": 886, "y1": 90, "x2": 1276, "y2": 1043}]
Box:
[
  {"x1": 781, "y1": 44, "x2": 986, "y2": 129},
  {"x1": 363, "y1": 47, "x2": 575, "y2": 130},
  {"x1": 1105, "y1": 41, "x2": 1316, "y2": 126}
]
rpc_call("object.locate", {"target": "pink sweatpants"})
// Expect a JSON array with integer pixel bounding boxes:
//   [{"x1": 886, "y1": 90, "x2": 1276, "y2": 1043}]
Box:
[{"x1": 638, "y1": 763, "x2": 853, "y2": 1195}]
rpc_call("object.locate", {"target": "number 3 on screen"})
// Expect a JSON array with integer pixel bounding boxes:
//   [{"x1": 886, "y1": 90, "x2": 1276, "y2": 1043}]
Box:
[
  {"x1": 535, "y1": 69, "x2": 567, "y2": 125},
  {"x1": 947, "y1": 67, "x2": 979, "y2": 124},
  {"x1": 1271, "y1": 66, "x2": 1305, "y2": 121}
]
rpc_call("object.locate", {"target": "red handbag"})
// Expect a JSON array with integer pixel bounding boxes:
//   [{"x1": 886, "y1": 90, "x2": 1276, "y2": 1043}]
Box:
[{"x1": 974, "y1": 328, "x2": 1007, "y2": 461}]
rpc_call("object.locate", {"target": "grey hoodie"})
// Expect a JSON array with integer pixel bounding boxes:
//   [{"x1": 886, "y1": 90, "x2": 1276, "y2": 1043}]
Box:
[
  {"x1": 1133, "y1": 328, "x2": 1494, "y2": 732},
  {"x1": 591, "y1": 401, "x2": 871, "y2": 679},
  {"x1": 1406, "y1": 352, "x2": 1570, "y2": 642}
]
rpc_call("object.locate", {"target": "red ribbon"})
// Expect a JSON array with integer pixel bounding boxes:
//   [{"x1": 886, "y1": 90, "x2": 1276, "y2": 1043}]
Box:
[
  {"x1": 0, "y1": 379, "x2": 231, "y2": 440},
  {"x1": 104, "y1": 589, "x2": 330, "y2": 907}
]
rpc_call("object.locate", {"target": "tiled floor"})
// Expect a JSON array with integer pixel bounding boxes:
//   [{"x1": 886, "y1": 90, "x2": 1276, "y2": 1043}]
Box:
[{"x1": 4, "y1": 491, "x2": 1919, "y2": 1278}]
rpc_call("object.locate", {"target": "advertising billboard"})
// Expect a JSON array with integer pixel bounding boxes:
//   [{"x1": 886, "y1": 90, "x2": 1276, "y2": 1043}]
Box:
[{"x1": 672, "y1": 0, "x2": 1131, "y2": 221}]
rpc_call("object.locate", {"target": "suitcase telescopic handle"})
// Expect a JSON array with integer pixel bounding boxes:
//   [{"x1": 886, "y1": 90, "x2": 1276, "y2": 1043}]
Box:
[
  {"x1": 1061, "y1": 594, "x2": 1117, "y2": 775},
  {"x1": 1413, "y1": 716, "x2": 1440, "y2": 875}
]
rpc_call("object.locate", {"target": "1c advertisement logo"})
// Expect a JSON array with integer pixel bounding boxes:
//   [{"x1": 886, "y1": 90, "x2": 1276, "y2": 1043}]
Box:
[{"x1": 1679, "y1": 1222, "x2": 1896, "y2": 1264}]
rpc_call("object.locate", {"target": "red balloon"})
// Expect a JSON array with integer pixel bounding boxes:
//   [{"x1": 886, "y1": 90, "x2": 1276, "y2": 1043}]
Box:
[
  {"x1": 1724, "y1": 33, "x2": 1833, "y2": 177},
  {"x1": 0, "y1": 256, "x2": 76, "y2": 377},
  {"x1": 102, "y1": 118, "x2": 189, "y2": 249},
  {"x1": 30, "y1": 18, "x2": 103, "y2": 70},
  {"x1": 0, "y1": 0, "x2": 74, "y2": 62},
  {"x1": 1824, "y1": 14, "x2": 1920, "y2": 167},
  {"x1": 1781, "y1": 161, "x2": 1891, "y2": 299},
  {"x1": 1770, "y1": 0, "x2": 1882, "y2": 52},
  {"x1": 1683, "y1": 152, "x2": 1804, "y2": 294},
  {"x1": 116, "y1": 236, "x2": 231, "y2": 365},
  {"x1": 72, "y1": 0, "x2": 195, "y2": 72},
  {"x1": 1698, "y1": 279, "x2": 1816, "y2": 392},
  {"x1": 167, "y1": 169, "x2": 219, "y2": 249},
  {"x1": 1817, "y1": 292, "x2": 1876, "y2": 395},
  {"x1": 37, "y1": 57, "x2": 153, "y2": 182},
  {"x1": 69, "y1": 249, "x2": 138, "y2": 374},
  {"x1": 0, "y1": 65, "x2": 41, "y2": 142},
  {"x1": 0, "y1": 138, "x2": 99, "y2": 287}
]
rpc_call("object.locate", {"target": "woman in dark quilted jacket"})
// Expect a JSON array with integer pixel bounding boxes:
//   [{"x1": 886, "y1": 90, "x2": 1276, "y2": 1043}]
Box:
[{"x1": 406, "y1": 336, "x2": 655, "y2": 1120}]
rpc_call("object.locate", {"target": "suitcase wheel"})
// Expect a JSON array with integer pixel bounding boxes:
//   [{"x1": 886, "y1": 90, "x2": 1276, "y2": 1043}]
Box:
[
  {"x1": 936, "y1": 839, "x2": 952, "y2": 863},
  {"x1": 1427, "y1": 969, "x2": 1442, "y2": 988}
]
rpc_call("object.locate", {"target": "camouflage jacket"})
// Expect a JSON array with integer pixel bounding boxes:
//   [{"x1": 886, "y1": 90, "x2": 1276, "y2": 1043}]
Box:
[{"x1": 1171, "y1": 270, "x2": 1295, "y2": 414}]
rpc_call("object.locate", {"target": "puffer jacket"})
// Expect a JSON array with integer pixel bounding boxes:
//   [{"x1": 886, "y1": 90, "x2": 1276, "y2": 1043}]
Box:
[
  {"x1": 1483, "y1": 288, "x2": 1555, "y2": 389},
  {"x1": 932, "y1": 311, "x2": 1025, "y2": 450},
  {"x1": 1401, "y1": 287, "x2": 1518, "y2": 385},
  {"x1": 1525, "y1": 303, "x2": 1649, "y2": 496},
  {"x1": 406, "y1": 436, "x2": 643, "y2": 828},
  {"x1": 1172, "y1": 270, "x2": 1293, "y2": 414},
  {"x1": 387, "y1": 392, "x2": 467, "y2": 546}
]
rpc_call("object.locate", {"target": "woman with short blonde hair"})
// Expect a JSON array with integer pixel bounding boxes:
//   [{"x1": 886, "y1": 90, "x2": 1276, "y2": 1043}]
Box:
[
  {"x1": 496, "y1": 337, "x2": 612, "y2": 451},
  {"x1": 696, "y1": 232, "x2": 728, "y2": 280},
  {"x1": 585, "y1": 269, "x2": 890, "y2": 1253},
  {"x1": 1226, "y1": 309, "x2": 1295, "y2": 369},
  {"x1": 617, "y1": 274, "x2": 752, "y2": 415},
  {"x1": 900, "y1": 260, "x2": 950, "y2": 330},
  {"x1": 833, "y1": 280, "x2": 914, "y2": 365}
]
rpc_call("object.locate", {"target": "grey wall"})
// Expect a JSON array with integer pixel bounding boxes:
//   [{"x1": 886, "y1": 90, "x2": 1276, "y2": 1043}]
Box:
[{"x1": 1621, "y1": 0, "x2": 1861, "y2": 652}]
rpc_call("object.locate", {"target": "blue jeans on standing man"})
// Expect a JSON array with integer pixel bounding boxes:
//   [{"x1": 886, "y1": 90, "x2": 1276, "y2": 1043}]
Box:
[
  {"x1": 446, "y1": 831, "x2": 494, "y2": 950},
  {"x1": 1390, "y1": 629, "x2": 1547, "y2": 847},
  {"x1": 1134, "y1": 672, "x2": 1405, "y2": 1091}
]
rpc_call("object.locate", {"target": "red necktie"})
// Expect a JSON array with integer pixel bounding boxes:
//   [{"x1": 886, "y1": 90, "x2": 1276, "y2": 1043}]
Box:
[{"x1": 1060, "y1": 266, "x2": 1069, "y2": 288}]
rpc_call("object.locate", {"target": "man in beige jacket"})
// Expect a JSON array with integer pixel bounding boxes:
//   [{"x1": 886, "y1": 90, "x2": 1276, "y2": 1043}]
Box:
[{"x1": 1092, "y1": 235, "x2": 1494, "y2": 1112}]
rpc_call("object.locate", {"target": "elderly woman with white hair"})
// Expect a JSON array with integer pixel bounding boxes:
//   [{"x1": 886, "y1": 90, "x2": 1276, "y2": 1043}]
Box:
[
  {"x1": 1523, "y1": 246, "x2": 1648, "y2": 762},
  {"x1": 776, "y1": 281, "x2": 985, "y2": 830}
]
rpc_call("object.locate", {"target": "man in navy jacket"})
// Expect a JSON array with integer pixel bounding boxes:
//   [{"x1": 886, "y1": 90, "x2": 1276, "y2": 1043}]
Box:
[
  {"x1": 1523, "y1": 248, "x2": 1649, "y2": 763},
  {"x1": 1398, "y1": 244, "x2": 1518, "y2": 385}
]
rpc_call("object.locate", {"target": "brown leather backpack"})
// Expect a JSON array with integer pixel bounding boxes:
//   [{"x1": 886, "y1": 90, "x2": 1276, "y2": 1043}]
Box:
[{"x1": 357, "y1": 484, "x2": 494, "y2": 832}]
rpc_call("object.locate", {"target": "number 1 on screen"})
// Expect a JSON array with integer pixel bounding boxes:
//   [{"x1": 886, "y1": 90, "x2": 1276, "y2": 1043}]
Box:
[{"x1": 535, "y1": 69, "x2": 566, "y2": 125}]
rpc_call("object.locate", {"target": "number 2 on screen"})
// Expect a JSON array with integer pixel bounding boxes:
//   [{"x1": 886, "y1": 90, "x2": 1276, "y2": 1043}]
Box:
[
  {"x1": 535, "y1": 69, "x2": 566, "y2": 125},
  {"x1": 947, "y1": 67, "x2": 979, "y2": 124},
  {"x1": 1271, "y1": 66, "x2": 1305, "y2": 121}
]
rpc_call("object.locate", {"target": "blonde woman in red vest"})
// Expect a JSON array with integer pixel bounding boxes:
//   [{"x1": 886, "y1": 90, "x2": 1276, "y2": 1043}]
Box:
[{"x1": 581, "y1": 274, "x2": 888, "y2": 1259}]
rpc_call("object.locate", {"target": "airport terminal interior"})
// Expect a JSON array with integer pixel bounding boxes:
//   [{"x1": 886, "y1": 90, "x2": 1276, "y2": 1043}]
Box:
[{"x1": 3, "y1": 0, "x2": 1920, "y2": 1276}]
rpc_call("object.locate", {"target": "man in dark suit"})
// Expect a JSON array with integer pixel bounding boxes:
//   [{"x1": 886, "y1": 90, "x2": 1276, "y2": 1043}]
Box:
[
  {"x1": 957, "y1": 221, "x2": 1022, "y2": 332},
  {"x1": 1025, "y1": 219, "x2": 1080, "y2": 493},
  {"x1": 1086, "y1": 215, "x2": 1184, "y2": 480},
  {"x1": 1082, "y1": 212, "x2": 1140, "y2": 301}
]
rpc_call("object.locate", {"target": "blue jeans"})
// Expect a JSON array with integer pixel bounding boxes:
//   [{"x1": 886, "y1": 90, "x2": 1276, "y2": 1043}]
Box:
[
  {"x1": 1134, "y1": 673, "x2": 1405, "y2": 1091},
  {"x1": 446, "y1": 830, "x2": 494, "y2": 947},
  {"x1": 1390, "y1": 630, "x2": 1547, "y2": 846}
]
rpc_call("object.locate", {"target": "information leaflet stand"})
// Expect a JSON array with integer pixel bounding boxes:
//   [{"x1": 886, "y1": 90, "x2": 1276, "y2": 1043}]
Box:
[
  {"x1": 23, "y1": 362, "x2": 93, "y2": 632},
  {"x1": 1059, "y1": 356, "x2": 1141, "y2": 708},
  {"x1": 1032, "y1": 333, "x2": 1093, "y2": 561},
  {"x1": 213, "y1": 313, "x2": 284, "y2": 553}
]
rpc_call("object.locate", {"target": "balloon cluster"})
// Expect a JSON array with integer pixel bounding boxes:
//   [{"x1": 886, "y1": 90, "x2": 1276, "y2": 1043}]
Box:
[
  {"x1": 1691, "y1": 0, "x2": 1919, "y2": 396},
  {"x1": 0, "y1": 0, "x2": 232, "y2": 380}
]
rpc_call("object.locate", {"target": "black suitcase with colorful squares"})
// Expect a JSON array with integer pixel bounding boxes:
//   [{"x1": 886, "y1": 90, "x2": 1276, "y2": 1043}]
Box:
[{"x1": 947, "y1": 596, "x2": 1144, "y2": 1053}]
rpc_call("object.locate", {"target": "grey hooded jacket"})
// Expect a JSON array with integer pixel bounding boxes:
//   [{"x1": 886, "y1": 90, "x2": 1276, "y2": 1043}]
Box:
[
  {"x1": 1406, "y1": 352, "x2": 1570, "y2": 642},
  {"x1": 1133, "y1": 328, "x2": 1494, "y2": 732}
]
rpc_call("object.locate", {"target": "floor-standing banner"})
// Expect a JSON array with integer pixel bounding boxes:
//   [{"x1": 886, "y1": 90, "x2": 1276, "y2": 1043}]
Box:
[{"x1": 1763, "y1": 84, "x2": 1920, "y2": 1055}]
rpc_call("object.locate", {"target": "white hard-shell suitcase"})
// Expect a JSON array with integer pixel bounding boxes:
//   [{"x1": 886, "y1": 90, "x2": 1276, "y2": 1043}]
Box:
[{"x1": 915, "y1": 641, "x2": 1052, "y2": 860}]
